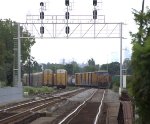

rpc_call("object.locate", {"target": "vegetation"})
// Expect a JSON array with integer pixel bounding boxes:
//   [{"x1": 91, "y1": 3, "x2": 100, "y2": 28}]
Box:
[
  {"x1": 0, "y1": 19, "x2": 35, "y2": 86},
  {"x1": 83, "y1": 58, "x2": 99, "y2": 72},
  {"x1": 64, "y1": 61, "x2": 81, "y2": 75},
  {"x1": 99, "y1": 59, "x2": 132, "y2": 92},
  {"x1": 23, "y1": 86, "x2": 78, "y2": 96},
  {"x1": 23, "y1": 57, "x2": 42, "y2": 75},
  {"x1": 100, "y1": 62, "x2": 120, "y2": 75},
  {"x1": 23, "y1": 86, "x2": 55, "y2": 95},
  {"x1": 27, "y1": 58, "x2": 100, "y2": 75},
  {"x1": 123, "y1": 58, "x2": 132, "y2": 75},
  {"x1": 131, "y1": 6, "x2": 150, "y2": 123},
  {"x1": 111, "y1": 75, "x2": 120, "y2": 92}
]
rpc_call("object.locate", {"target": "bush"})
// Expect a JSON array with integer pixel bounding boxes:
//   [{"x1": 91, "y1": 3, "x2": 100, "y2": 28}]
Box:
[
  {"x1": 23, "y1": 86, "x2": 55, "y2": 95},
  {"x1": 23, "y1": 86, "x2": 35, "y2": 95},
  {"x1": 0, "y1": 81, "x2": 7, "y2": 88}
]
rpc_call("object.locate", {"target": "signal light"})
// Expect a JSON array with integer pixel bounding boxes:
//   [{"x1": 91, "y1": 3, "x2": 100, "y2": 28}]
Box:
[
  {"x1": 40, "y1": 26, "x2": 44, "y2": 34},
  {"x1": 65, "y1": 26, "x2": 70, "y2": 34},
  {"x1": 93, "y1": 0, "x2": 97, "y2": 6},
  {"x1": 93, "y1": 10, "x2": 97, "y2": 19},
  {"x1": 40, "y1": 12, "x2": 44, "y2": 19},
  {"x1": 65, "y1": 12, "x2": 70, "y2": 19},
  {"x1": 40, "y1": 2, "x2": 44, "y2": 6},
  {"x1": 65, "y1": 0, "x2": 69, "y2": 6}
]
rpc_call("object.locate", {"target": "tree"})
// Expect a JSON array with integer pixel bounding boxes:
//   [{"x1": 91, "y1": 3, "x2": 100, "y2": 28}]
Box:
[
  {"x1": 123, "y1": 58, "x2": 132, "y2": 75},
  {"x1": 64, "y1": 64, "x2": 73, "y2": 75},
  {"x1": 100, "y1": 62, "x2": 120, "y2": 75},
  {"x1": 0, "y1": 19, "x2": 35, "y2": 86},
  {"x1": 88, "y1": 58, "x2": 95, "y2": 66},
  {"x1": 131, "y1": 7, "x2": 150, "y2": 123},
  {"x1": 23, "y1": 57, "x2": 43, "y2": 74},
  {"x1": 83, "y1": 65, "x2": 96, "y2": 72},
  {"x1": 83, "y1": 58, "x2": 99, "y2": 72}
]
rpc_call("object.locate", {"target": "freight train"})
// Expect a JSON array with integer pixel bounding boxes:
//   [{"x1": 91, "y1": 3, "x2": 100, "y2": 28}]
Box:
[
  {"x1": 23, "y1": 69, "x2": 67, "y2": 88},
  {"x1": 75, "y1": 71, "x2": 111, "y2": 88},
  {"x1": 23, "y1": 69, "x2": 111, "y2": 89}
]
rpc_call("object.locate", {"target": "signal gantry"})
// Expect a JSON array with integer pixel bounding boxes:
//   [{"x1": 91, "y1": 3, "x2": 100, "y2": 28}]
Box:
[{"x1": 13, "y1": 0, "x2": 124, "y2": 91}]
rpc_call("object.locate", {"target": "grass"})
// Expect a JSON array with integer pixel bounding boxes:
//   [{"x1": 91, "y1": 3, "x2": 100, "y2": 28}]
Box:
[
  {"x1": 23, "y1": 85, "x2": 79, "y2": 96},
  {"x1": 0, "y1": 81, "x2": 7, "y2": 88},
  {"x1": 23, "y1": 86, "x2": 55, "y2": 95}
]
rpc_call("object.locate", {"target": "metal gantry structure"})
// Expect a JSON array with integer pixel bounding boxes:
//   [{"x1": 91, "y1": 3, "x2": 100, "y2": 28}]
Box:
[{"x1": 13, "y1": 0, "x2": 124, "y2": 91}]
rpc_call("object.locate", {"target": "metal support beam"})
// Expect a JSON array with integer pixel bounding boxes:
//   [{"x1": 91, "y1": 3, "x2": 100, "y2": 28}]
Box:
[
  {"x1": 17, "y1": 23, "x2": 22, "y2": 87},
  {"x1": 119, "y1": 23, "x2": 123, "y2": 94}
]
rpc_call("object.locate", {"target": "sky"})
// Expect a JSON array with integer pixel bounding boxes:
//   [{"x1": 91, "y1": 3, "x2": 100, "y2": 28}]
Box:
[{"x1": 0, "y1": 0, "x2": 150, "y2": 65}]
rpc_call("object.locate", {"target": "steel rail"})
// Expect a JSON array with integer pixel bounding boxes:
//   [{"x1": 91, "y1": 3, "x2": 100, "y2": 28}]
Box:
[
  {"x1": 0, "y1": 88, "x2": 84, "y2": 112},
  {"x1": 0, "y1": 88, "x2": 86, "y2": 124},
  {"x1": 94, "y1": 90, "x2": 106, "y2": 124},
  {"x1": 58, "y1": 89, "x2": 98, "y2": 124},
  {"x1": 0, "y1": 96, "x2": 57, "y2": 112},
  {"x1": 0, "y1": 97, "x2": 65, "y2": 124}
]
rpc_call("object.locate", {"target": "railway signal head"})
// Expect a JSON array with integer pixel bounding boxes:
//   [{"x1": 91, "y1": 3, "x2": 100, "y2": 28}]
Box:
[
  {"x1": 93, "y1": 10, "x2": 97, "y2": 19},
  {"x1": 40, "y1": 26, "x2": 44, "y2": 34},
  {"x1": 65, "y1": 26, "x2": 70, "y2": 34},
  {"x1": 65, "y1": 12, "x2": 70, "y2": 19},
  {"x1": 40, "y1": 2, "x2": 44, "y2": 6},
  {"x1": 65, "y1": 0, "x2": 69, "y2": 6},
  {"x1": 93, "y1": 0, "x2": 97, "y2": 6},
  {"x1": 40, "y1": 12, "x2": 44, "y2": 19}
]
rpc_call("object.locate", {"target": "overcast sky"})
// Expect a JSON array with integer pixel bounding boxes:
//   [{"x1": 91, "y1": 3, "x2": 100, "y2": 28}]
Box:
[{"x1": 0, "y1": 0, "x2": 149, "y2": 65}]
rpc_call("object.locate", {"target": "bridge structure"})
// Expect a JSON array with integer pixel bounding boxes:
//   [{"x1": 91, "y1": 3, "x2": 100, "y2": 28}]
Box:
[{"x1": 13, "y1": 0, "x2": 125, "y2": 92}]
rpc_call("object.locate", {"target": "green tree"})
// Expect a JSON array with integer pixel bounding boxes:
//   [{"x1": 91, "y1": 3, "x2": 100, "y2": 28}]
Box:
[
  {"x1": 0, "y1": 42, "x2": 6, "y2": 82},
  {"x1": 83, "y1": 58, "x2": 99, "y2": 72},
  {"x1": 64, "y1": 64, "x2": 73, "y2": 75},
  {"x1": 42, "y1": 63, "x2": 65, "y2": 73},
  {"x1": 23, "y1": 56, "x2": 42, "y2": 75},
  {"x1": 123, "y1": 58, "x2": 132, "y2": 75},
  {"x1": 100, "y1": 63, "x2": 108, "y2": 71},
  {"x1": 72, "y1": 61, "x2": 81, "y2": 73},
  {"x1": 100, "y1": 62, "x2": 120, "y2": 75},
  {"x1": 131, "y1": 6, "x2": 150, "y2": 123},
  {"x1": 83, "y1": 65, "x2": 96, "y2": 72},
  {"x1": 88, "y1": 58, "x2": 95, "y2": 66},
  {"x1": 0, "y1": 19, "x2": 35, "y2": 86}
]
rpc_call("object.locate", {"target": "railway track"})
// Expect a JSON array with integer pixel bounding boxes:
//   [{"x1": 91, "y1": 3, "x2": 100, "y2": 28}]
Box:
[
  {"x1": 0, "y1": 88, "x2": 85, "y2": 124},
  {"x1": 58, "y1": 89, "x2": 106, "y2": 124}
]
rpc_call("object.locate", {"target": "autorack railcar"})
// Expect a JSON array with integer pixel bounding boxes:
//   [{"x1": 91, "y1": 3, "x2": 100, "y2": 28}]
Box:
[
  {"x1": 75, "y1": 71, "x2": 111, "y2": 88},
  {"x1": 32, "y1": 72, "x2": 43, "y2": 86},
  {"x1": 43, "y1": 69, "x2": 53, "y2": 86},
  {"x1": 75, "y1": 73, "x2": 82, "y2": 86},
  {"x1": 56, "y1": 69, "x2": 68, "y2": 89},
  {"x1": 95, "y1": 71, "x2": 111, "y2": 88}
]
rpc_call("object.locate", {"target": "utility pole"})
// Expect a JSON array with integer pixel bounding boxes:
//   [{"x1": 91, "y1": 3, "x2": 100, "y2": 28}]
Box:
[
  {"x1": 28, "y1": 55, "x2": 31, "y2": 86},
  {"x1": 139, "y1": 0, "x2": 145, "y2": 43}
]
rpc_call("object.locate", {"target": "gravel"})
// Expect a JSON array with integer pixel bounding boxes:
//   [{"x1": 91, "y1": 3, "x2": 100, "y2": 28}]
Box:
[
  {"x1": 30, "y1": 89, "x2": 120, "y2": 124},
  {"x1": 30, "y1": 88, "x2": 96, "y2": 124},
  {"x1": 68, "y1": 88, "x2": 97, "y2": 102}
]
